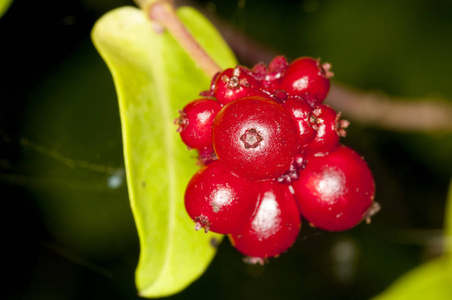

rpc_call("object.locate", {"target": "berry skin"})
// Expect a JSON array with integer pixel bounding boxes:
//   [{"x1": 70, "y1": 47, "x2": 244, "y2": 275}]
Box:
[
  {"x1": 229, "y1": 181, "x2": 301, "y2": 259},
  {"x1": 302, "y1": 104, "x2": 346, "y2": 156},
  {"x1": 291, "y1": 145, "x2": 375, "y2": 231},
  {"x1": 175, "y1": 98, "x2": 222, "y2": 150},
  {"x1": 282, "y1": 96, "x2": 316, "y2": 147},
  {"x1": 212, "y1": 96, "x2": 300, "y2": 181},
  {"x1": 213, "y1": 66, "x2": 259, "y2": 105},
  {"x1": 279, "y1": 57, "x2": 333, "y2": 105},
  {"x1": 252, "y1": 56, "x2": 289, "y2": 94},
  {"x1": 184, "y1": 161, "x2": 257, "y2": 234}
]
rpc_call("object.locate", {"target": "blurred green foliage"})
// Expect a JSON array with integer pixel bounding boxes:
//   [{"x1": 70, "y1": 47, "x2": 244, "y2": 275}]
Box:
[
  {"x1": 0, "y1": 0, "x2": 12, "y2": 18},
  {"x1": 0, "y1": 0, "x2": 451, "y2": 299}
]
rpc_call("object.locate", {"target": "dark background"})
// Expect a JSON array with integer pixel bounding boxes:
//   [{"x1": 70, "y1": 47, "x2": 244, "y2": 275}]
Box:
[{"x1": 1, "y1": 0, "x2": 451, "y2": 299}]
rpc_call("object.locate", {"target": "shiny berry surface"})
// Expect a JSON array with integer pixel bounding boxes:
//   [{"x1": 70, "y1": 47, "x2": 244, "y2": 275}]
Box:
[
  {"x1": 175, "y1": 98, "x2": 222, "y2": 150},
  {"x1": 184, "y1": 161, "x2": 257, "y2": 234},
  {"x1": 282, "y1": 96, "x2": 316, "y2": 147},
  {"x1": 279, "y1": 57, "x2": 332, "y2": 105},
  {"x1": 212, "y1": 96, "x2": 300, "y2": 181},
  {"x1": 302, "y1": 104, "x2": 343, "y2": 156},
  {"x1": 213, "y1": 66, "x2": 259, "y2": 105},
  {"x1": 229, "y1": 181, "x2": 301, "y2": 258},
  {"x1": 292, "y1": 145, "x2": 375, "y2": 231},
  {"x1": 252, "y1": 56, "x2": 288, "y2": 93}
]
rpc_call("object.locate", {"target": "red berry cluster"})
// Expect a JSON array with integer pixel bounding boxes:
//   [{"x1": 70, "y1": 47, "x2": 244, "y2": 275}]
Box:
[{"x1": 175, "y1": 56, "x2": 377, "y2": 262}]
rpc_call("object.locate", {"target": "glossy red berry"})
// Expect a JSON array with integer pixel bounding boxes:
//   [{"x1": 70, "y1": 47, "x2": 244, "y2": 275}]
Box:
[
  {"x1": 282, "y1": 96, "x2": 316, "y2": 147},
  {"x1": 302, "y1": 104, "x2": 349, "y2": 156},
  {"x1": 212, "y1": 96, "x2": 300, "y2": 181},
  {"x1": 229, "y1": 181, "x2": 301, "y2": 259},
  {"x1": 213, "y1": 66, "x2": 259, "y2": 105},
  {"x1": 175, "y1": 98, "x2": 222, "y2": 150},
  {"x1": 252, "y1": 56, "x2": 288, "y2": 93},
  {"x1": 291, "y1": 145, "x2": 375, "y2": 231},
  {"x1": 184, "y1": 161, "x2": 257, "y2": 234},
  {"x1": 279, "y1": 57, "x2": 333, "y2": 105}
]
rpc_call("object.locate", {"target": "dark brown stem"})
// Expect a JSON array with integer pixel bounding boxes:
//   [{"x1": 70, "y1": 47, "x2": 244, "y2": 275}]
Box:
[{"x1": 145, "y1": 0, "x2": 222, "y2": 78}]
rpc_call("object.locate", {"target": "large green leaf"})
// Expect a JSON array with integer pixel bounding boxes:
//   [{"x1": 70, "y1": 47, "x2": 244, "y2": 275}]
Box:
[
  {"x1": 92, "y1": 6, "x2": 236, "y2": 297},
  {"x1": 0, "y1": 0, "x2": 13, "y2": 18},
  {"x1": 372, "y1": 256, "x2": 452, "y2": 300}
]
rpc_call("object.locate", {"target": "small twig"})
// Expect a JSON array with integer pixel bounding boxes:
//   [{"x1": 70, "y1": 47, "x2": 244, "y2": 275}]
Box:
[
  {"x1": 326, "y1": 84, "x2": 452, "y2": 132},
  {"x1": 137, "y1": 0, "x2": 222, "y2": 78}
]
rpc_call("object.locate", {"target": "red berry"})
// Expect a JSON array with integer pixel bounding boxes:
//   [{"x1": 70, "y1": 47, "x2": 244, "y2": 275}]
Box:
[
  {"x1": 229, "y1": 181, "x2": 301, "y2": 259},
  {"x1": 291, "y1": 145, "x2": 375, "y2": 231},
  {"x1": 282, "y1": 96, "x2": 316, "y2": 147},
  {"x1": 175, "y1": 98, "x2": 222, "y2": 150},
  {"x1": 184, "y1": 161, "x2": 257, "y2": 234},
  {"x1": 252, "y1": 56, "x2": 289, "y2": 94},
  {"x1": 279, "y1": 57, "x2": 333, "y2": 105},
  {"x1": 212, "y1": 96, "x2": 300, "y2": 181},
  {"x1": 303, "y1": 104, "x2": 349, "y2": 156},
  {"x1": 213, "y1": 66, "x2": 259, "y2": 105},
  {"x1": 268, "y1": 55, "x2": 289, "y2": 77}
]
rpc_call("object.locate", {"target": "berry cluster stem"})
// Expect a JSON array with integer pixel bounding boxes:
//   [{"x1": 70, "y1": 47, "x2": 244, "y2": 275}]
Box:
[{"x1": 145, "y1": 0, "x2": 222, "y2": 78}]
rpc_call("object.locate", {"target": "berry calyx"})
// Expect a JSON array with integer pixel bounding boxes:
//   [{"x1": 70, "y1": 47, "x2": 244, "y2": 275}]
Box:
[
  {"x1": 252, "y1": 56, "x2": 289, "y2": 93},
  {"x1": 229, "y1": 181, "x2": 301, "y2": 259},
  {"x1": 281, "y1": 96, "x2": 317, "y2": 147},
  {"x1": 175, "y1": 98, "x2": 222, "y2": 150},
  {"x1": 302, "y1": 104, "x2": 348, "y2": 156},
  {"x1": 279, "y1": 57, "x2": 332, "y2": 105},
  {"x1": 184, "y1": 161, "x2": 258, "y2": 234},
  {"x1": 197, "y1": 147, "x2": 217, "y2": 165},
  {"x1": 212, "y1": 96, "x2": 300, "y2": 181},
  {"x1": 291, "y1": 145, "x2": 376, "y2": 231}
]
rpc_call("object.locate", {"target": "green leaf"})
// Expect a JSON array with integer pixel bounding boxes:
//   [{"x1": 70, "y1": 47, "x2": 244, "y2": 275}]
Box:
[
  {"x1": 0, "y1": 0, "x2": 13, "y2": 18},
  {"x1": 372, "y1": 256, "x2": 452, "y2": 300},
  {"x1": 91, "y1": 6, "x2": 236, "y2": 297}
]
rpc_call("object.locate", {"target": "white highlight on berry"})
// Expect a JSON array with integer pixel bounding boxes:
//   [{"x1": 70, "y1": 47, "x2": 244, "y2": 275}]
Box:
[
  {"x1": 211, "y1": 187, "x2": 233, "y2": 212},
  {"x1": 316, "y1": 168, "x2": 346, "y2": 204},
  {"x1": 251, "y1": 192, "x2": 280, "y2": 239},
  {"x1": 196, "y1": 111, "x2": 211, "y2": 124},
  {"x1": 292, "y1": 76, "x2": 309, "y2": 91}
]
